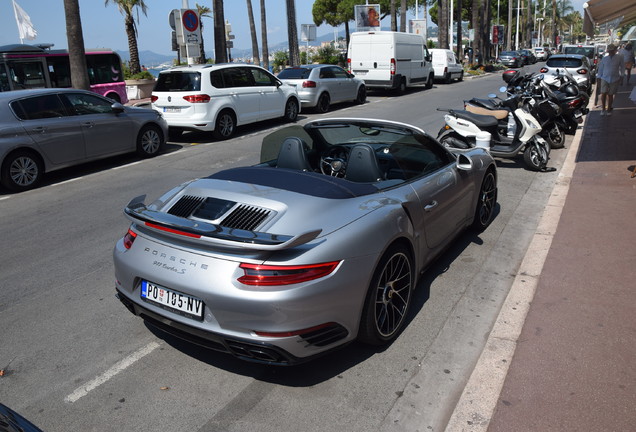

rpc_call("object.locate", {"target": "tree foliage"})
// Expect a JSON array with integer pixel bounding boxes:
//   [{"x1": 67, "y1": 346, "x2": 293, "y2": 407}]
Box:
[{"x1": 104, "y1": 0, "x2": 148, "y2": 75}]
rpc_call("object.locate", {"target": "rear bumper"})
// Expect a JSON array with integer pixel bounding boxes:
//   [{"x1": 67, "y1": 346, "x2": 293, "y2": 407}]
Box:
[{"x1": 116, "y1": 288, "x2": 349, "y2": 365}]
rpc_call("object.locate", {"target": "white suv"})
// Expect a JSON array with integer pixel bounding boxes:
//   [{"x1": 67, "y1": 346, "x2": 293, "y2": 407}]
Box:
[{"x1": 151, "y1": 64, "x2": 300, "y2": 140}]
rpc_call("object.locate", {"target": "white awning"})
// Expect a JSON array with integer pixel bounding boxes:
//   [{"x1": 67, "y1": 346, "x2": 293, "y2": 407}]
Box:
[{"x1": 583, "y1": 0, "x2": 636, "y2": 37}]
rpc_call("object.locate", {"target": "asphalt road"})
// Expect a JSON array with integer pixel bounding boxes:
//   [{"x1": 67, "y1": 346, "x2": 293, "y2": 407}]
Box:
[{"x1": 0, "y1": 64, "x2": 570, "y2": 432}]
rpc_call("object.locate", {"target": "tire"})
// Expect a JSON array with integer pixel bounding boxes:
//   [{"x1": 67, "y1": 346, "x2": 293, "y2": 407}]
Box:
[
  {"x1": 444, "y1": 72, "x2": 452, "y2": 84},
  {"x1": 136, "y1": 124, "x2": 164, "y2": 157},
  {"x1": 426, "y1": 73, "x2": 434, "y2": 89},
  {"x1": 212, "y1": 110, "x2": 236, "y2": 140},
  {"x1": 396, "y1": 78, "x2": 407, "y2": 94},
  {"x1": 107, "y1": 93, "x2": 121, "y2": 103},
  {"x1": 316, "y1": 93, "x2": 330, "y2": 113},
  {"x1": 358, "y1": 244, "x2": 414, "y2": 345},
  {"x1": 458, "y1": 71, "x2": 464, "y2": 82},
  {"x1": 1, "y1": 150, "x2": 43, "y2": 192},
  {"x1": 283, "y1": 98, "x2": 299, "y2": 122},
  {"x1": 523, "y1": 139, "x2": 549, "y2": 171},
  {"x1": 355, "y1": 86, "x2": 367, "y2": 104},
  {"x1": 472, "y1": 169, "x2": 497, "y2": 232},
  {"x1": 543, "y1": 123, "x2": 565, "y2": 149}
]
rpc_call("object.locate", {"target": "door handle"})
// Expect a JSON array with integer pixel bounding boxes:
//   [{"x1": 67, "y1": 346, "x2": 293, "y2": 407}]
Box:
[
  {"x1": 424, "y1": 201, "x2": 438, "y2": 212},
  {"x1": 32, "y1": 127, "x2": 46, "y2": 133},
  {"x1": 82, "y1": 122, "x2": 94, "y2": 128}
]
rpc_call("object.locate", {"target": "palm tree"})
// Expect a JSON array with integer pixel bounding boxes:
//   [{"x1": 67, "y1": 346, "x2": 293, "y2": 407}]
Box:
[
  {"x1": 439, "y1": 0, "x2": 449, "y2": 49},
  {"x1": 391, "y1": 0, "x2": 397, "y2": 31},
  {"x1": 286, "y1": 0, "x2": 300, "y2": 66},
  {"x1": 400, "y1": 0, "x2": 407, "y2": 32},
  {"x1": 471, "y1": 0, "x2": 482, "y2": 61},
  {"x1": 196, "y1": 4, "x2": 211, "y2": 64},
  {"x1": 213, "y1": 0, "x2": 227, "y2": 63},
  {"x1": 260, "y1": 0, "x2": 269, "y2": 70},
  {"x1": 246, "y1": 0, "x2": 260, "y2": 65},
  {"x1": 104, "y1": 0, "x2": 148, "y2": 76},
  {"x1": 63, "y1": 0, "x2": 90, "y2": 89}
]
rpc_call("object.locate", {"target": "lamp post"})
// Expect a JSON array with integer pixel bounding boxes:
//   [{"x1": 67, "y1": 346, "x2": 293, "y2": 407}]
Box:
[
  {"x1": 537, "y1": 17, "x2": 544, "y2": 47},
  {"x1": 515, "y1": 0, "x2": 521, "y2": 50}
]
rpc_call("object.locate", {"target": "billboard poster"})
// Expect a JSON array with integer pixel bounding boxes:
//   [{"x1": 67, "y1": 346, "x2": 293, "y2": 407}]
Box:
[
  {"x1": 410, "y1": 19, "x2": 427, "y2": 39},
  {"x1": 355, "y1": 4, "x2": 381, "y2": 31},
  {"x1": 492, "y1": 25, "x2": 504, "y2": 45}
]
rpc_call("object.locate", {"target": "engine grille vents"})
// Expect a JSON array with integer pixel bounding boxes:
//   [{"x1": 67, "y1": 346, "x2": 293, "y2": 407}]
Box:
[
  {"x1": 221, "y1": 205, "x2": 271, "y2": 231},
  {"x1": 167, "y1": 195, "x2": 205, "y2": 217},
  {"x1": 167, "y1": 195, "x2": 271, "y2": 231}
]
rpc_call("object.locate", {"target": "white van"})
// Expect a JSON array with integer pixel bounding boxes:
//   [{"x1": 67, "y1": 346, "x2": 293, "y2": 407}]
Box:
[
  {"x1": 347, "y1": 31, "x2": 434, "y2": 93},
  {"x1": 430, "y1": 49, "x2": 464, "y2": 83}
]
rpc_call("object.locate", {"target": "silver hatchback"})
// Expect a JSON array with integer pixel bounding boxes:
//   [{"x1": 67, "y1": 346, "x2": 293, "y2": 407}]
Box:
[
  {"x1": 277, "y1": 64, "x2": 366, "y2": 113},
  {"x1": 0, "y1": 88, "x2": 168, "y2": 192},
  {"x1": 540, "y1": 54, "x2": 594, "y2": 94}
]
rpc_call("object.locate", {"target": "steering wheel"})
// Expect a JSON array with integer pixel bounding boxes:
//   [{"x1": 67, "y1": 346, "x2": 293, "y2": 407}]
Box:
[{"x1": 320, "y1": 145, "x2": 349, "y2": 177}]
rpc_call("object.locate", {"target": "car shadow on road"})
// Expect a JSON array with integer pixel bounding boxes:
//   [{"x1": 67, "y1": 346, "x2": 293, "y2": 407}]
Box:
[
  {"x1": 144, "y1": 203, "x2": 501, "y2": 386},
  {"x1": 0, "y1": 143, "x2": 185, "y2": 195}
]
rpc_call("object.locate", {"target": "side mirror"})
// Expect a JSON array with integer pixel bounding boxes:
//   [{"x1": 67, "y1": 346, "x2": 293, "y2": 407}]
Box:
[{"x1": 111, "y1": 102, "x2": 125, "y2": 114}]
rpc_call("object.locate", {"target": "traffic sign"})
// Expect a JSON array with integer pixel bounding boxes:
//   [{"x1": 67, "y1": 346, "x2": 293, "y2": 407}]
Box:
[{"x1": 182, "y1": 9, "x2": 199, "y2": 33}]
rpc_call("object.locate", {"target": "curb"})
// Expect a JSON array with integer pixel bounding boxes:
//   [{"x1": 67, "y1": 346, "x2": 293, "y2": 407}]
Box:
[{"x1": 443, "y1": 119, "x2": 585, "y2": 431}]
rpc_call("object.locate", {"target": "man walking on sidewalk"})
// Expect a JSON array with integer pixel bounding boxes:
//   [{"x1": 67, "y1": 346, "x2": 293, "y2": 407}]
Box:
[{"x1": 597, "y1": 43, "x2": 624, "y2": 116}]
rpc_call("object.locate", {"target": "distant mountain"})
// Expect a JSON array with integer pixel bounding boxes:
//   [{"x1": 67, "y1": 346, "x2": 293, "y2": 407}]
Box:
[{"x1": 117, "y1": 50, "x2": 177, "y2": 68}]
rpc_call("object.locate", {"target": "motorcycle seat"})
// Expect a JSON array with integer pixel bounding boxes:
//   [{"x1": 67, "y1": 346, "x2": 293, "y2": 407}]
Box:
[
  {"x1": 465, "y1": 104, "x2": 509, "y2": 120},
  {"x1": 450, "y1": 110, "x2": 500, "y2": 128},
  {"x1": 471, "y1": 98, "x2": 499, "y2": 109}
]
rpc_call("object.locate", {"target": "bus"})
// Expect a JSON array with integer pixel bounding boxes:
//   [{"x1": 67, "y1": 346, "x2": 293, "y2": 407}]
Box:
[{"x1": 0, "y1": 43, "x2": 128, "y2": 104}]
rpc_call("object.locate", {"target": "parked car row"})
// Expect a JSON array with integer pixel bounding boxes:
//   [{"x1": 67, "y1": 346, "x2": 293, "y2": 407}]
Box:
[{"x1": 1, "y1": 31, "x2": 471, "y2": 192}]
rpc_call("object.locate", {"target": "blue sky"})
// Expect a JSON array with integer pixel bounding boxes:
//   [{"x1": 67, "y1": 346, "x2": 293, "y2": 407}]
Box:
[{"x1": 1, "y1": 0, "x2": 587, "y2": 56}]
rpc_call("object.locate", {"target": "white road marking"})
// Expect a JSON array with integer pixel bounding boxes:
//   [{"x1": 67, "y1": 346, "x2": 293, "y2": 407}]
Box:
[{"x1": 64, "y1": 341, "x2": 160, "y2": 403}]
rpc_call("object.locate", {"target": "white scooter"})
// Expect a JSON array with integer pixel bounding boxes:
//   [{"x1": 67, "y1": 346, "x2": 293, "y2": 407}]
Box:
[{"x1": 437, "y1": 87, "x2": 552, "y2": 171}]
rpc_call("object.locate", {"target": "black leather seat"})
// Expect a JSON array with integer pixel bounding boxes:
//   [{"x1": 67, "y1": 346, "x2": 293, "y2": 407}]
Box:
[
  {"x1": 276, "y1": 137, "x2": 312, "y2": 171},
  {"x1": 345, "y1": 144, "x2": 384, "y2": 183},
  {"x1": 451, "y1": 109, "x2": 499, "y2": 128}
]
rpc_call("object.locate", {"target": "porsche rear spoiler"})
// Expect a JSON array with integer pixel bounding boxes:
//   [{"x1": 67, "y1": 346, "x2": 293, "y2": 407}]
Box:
[{"x1": 124, "y1": 195, "x2": 322, "y2": 251}]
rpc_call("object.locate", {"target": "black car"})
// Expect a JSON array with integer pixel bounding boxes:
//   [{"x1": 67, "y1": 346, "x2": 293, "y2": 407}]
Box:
[{"x1": 519, "y1": 49, "x2": 537, "y2": 64}]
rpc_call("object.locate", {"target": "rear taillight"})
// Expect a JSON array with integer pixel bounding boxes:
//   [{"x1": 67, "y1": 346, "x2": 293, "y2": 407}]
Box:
[
  {"x1": 444, "y1": 67, "x2": 448, "y2": 74},
  {"x1": 347, "y1": 58, "x2": 351, "y2": 72},
  {"x1": 145, "y1": 222, "x2": 201, "y2": 238},
  {"x1": 576, "y1": 69, "x2": 587, "y2": 75},
  {"x1": 390, "y1": 58, "x2": 396, "y2": 75},
  {"x1": 238, "y1": 261, "x2": 340, "y2": 286},
  {"x1": 540, "y1": 67, "x2": 548, "y2": 73},
  {"x1": 302, "y1": 80, "x2": 317, "y2": 88},
  {"x1": 183, "y1": 94, "x2": 211, "y2": 103},
  {"x1": 150, "y1": 95, "x2": 158, "y2": 103},
  {"x1": 123, "y1": 228, "x2": 137, "y2": 250},
  {"x1": 568, "y1": 98, "x2": 583, "y2": 108}
]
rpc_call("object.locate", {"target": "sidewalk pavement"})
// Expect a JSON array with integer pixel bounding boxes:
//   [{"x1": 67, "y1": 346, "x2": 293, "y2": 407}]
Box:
[{"x1": 446, "y1": 83, "x2": 636, "y2": 431}]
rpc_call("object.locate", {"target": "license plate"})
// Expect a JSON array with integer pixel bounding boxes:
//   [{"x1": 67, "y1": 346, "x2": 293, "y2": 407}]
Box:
[
  {"x1": 163, "y1": 107, "x2": 181, "y2": 113},
  {"x1": 140, "y1": 280, "x2": 204, "y2": 321}
]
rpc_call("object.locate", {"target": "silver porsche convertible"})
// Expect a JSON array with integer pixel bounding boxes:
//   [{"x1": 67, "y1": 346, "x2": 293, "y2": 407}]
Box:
[{"x1": 113, "y1": 118, "x2": 497, "y2": 365}]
